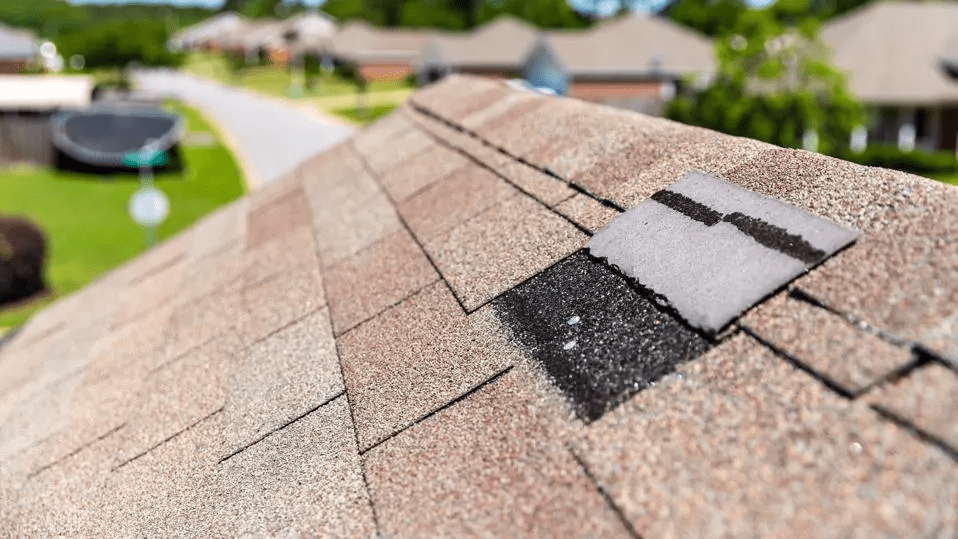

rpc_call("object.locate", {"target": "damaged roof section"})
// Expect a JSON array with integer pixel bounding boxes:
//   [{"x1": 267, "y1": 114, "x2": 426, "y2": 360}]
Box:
[
  {"x1": 1, "y1": 75, "x2": 957, "y2": 537},
  {"x1": 588, "y1": 170, "x2": 860, "y2": 333}
]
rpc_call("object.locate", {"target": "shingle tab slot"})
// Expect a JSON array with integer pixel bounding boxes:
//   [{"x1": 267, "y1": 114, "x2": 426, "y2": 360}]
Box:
[{"x1": 588, "y1": 170, "x2": 859, "y2": 333}]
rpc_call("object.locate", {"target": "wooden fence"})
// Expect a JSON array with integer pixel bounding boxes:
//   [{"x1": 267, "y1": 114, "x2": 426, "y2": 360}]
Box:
[{"x1": 0, "y1": 113, "x2": 54, "y2": 167}]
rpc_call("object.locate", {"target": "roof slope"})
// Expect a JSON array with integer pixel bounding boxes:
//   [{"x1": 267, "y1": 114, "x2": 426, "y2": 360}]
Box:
[
  {"x1": 424, "y1": 15, "x2": 542, "y2": 69},
  {"x1": 332, "y1": 21, "x2": 437, "y2": 61},
  {"x1": 1, "y1": 75, "x2": 957, "y2": 536},
  {"x1": 821, "y1": 0, "x2": 958, "y2": 104},
  {"x1": 0, "y1": 23, "x2": 37, "y2": 60},
  {"x1": 542, "y1": 14, "x2": 713, "y2": 76}
]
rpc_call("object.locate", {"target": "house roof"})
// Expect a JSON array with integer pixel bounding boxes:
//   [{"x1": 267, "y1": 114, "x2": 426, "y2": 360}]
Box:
[
  {"x1": 538, "y1": 13, "x2": 714, "y2": 78},
  {"x1": 172, "y1": 12, "x2": 248, "y2": 47},
  {"x1": 821, "y1": 0, "x2": 958, "y2": 105},
  {"x1": 421, "y1": 16, "x2": 542, "y2": 71},
  {"x1": 331, "y1": 21, "x2": 437, "y2": 62},
  {"x1": 1, "y1": 75, "x2": 957, "y2": 536},
  {"x1": 0, "y1": 23, "x2": 37, "y2": 61},
  {"x1": 0, "y1": 75, "x2": 93, "y2": 111}
]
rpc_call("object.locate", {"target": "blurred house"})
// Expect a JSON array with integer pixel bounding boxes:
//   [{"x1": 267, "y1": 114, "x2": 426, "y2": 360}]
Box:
[
  {"x1": 523, "y1": 14, "x2": 713, "y2": 115},
  {"x1": 416, "y1": 16, "x2": 540, "y2": 84},
  {"x1": 823, "y1": 1, "x2": 958, "y2": 152},
  {"x1": 0, "y1": 75, "x2": 93, "y2": 167},
  {"x1": 237, "y1": 11, "x2": 338, "y2": 65},
  {"x1": 330, "y1": 21, "x2": 436, "y2": 81},
  {"x1": 170, "y1": 12, "x2": 248, "y2": 52},
  {"x1": 0, "y1": 23, "x2": 38, "y2": 75}
]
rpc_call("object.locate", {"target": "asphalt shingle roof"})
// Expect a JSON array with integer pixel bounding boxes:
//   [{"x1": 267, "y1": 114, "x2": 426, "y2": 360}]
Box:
[{"x1": 1, "y1": 74, "x2": 956, "y2": 536}]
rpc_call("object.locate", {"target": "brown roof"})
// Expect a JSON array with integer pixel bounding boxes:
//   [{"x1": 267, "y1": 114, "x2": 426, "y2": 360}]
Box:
[
  {"x1": 422, "y1": 16, "x2": 542, "y2": 70},
  {"x1": 821, "y1": 1, "x2": 958, "y2": 105},
  {"x1": 540, "y1": 14, "x2": 714, "y2": 77},
  {"x1": 1, "y1": 75, "x2": 957, "y2": 536},
  {"x1": 331, "y1": 20, "x2": 437, "y2": 62}
]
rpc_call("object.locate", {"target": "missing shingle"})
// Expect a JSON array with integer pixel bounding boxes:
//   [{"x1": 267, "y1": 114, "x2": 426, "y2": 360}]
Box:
[{"x1": 493, "y1": 250, "x2": 712, "y2": 422}]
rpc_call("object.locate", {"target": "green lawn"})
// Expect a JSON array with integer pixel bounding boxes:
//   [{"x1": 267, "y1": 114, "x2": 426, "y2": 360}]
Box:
[
  {"x1": 333, "y1": 103, "x2": 402, "y2": 126},
  {"x1": 926, "y1": 171, "x2": 958, "y2": 186},
  {"x1": 182, "y1": 52, "x2": 411, "y2": 100},
  {"x1": 0, "y1": 101, "x2": 245, "y2": 329}
]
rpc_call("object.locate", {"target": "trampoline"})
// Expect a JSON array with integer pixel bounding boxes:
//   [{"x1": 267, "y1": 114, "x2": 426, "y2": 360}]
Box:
[{"x1": 51, "y1": 105, "x2": 183, "y2": 169}]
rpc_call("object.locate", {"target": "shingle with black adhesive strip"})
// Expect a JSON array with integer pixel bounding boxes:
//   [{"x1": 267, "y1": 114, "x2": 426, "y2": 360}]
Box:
[
  {"x1": 588, "y1": 171, "x2": 859, "y2": 333},
  {"x1": 493, "y1": 250, "x2": 712, "y2": 422}
]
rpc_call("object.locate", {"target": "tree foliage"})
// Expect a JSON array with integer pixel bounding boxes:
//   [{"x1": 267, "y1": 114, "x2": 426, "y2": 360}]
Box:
[
  {"x1": 320, "y1": 0, "x2": 592, "y2": 29},
  {"x1": 55, "y1": 19, "x2": 185, "y2": 69},
  {"x1": 665, "y1": 5, "x2": 863, "y2": 155}
]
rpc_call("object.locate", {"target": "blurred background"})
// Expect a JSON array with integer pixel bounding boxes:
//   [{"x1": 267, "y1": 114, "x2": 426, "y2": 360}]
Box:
[{"x1": 1, "y1": 0, "x2": 956, "y2": 330}]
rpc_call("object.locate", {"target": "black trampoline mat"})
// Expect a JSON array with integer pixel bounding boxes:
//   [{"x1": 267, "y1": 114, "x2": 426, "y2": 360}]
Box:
[{"x1": 62, "y1": 112, "x2": 177, "y2": 154}]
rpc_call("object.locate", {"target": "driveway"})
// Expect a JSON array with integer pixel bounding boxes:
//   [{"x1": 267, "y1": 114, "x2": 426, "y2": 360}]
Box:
[{"x1": 135, "y1": 69, "x2": 355, "y2": 189}]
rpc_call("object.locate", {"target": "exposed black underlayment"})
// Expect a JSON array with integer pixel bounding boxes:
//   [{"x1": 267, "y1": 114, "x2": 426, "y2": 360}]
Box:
[
  {"x1": 650, "y1": 188, "x2": 827, "y2": 265},
  {"x1": 493, "y1": 250, "x2": 713, "y2": 422}
]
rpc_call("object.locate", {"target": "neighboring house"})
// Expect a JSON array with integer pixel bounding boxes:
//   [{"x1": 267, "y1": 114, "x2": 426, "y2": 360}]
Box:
[
  {"x1": 0, "y1": 75, "x2": 93, "y2": 166},
  {"x1": 416, "y1": 16, "x2": 541, "y2": 84},
  {"x1": 240, "y1": 11, "x2": 339, "y2": 65},
  {"x1": 3, "y1": 74, "x2": 957, "y2": 536},
  {"x1": 331, "y1": 21, "x2": 436, "y2": 81},
  {"x1": 170, "y1": 12, "x2": 248, "y2": 52},
  {"x1": 0, "y1": 23, "x2": 38, "y2": 75},
  {"x1": 523, "y1": 14, "x2": 714, "y2": 115},
  {"x1": 822, "y1": 1, "x2": 958, "y2": 152}
]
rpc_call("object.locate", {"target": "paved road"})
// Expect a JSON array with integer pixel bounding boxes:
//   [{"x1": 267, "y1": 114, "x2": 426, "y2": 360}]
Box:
[{"x1": 136, "y1": 69, "x2": 354, "y2": 188}]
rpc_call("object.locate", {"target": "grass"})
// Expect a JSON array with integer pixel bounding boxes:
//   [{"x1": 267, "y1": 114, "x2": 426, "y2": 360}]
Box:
[
  {"x1": 180, "y1": 52, "x2": 414, "y2": 122},
  {"x1": 926, "y1": 171, "x2": 958, "y2": 186},
  {"x1": 332, "y1": 103, "x2": 402, "y2": 126},
  {"x1": 0, "y1": 100, "x2": 245, "y2": 329}
]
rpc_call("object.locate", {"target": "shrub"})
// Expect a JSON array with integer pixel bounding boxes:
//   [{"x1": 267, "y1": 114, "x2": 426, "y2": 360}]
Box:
[
  {"x1": 0, "y1": 217, "x2": 48, "y2": 306},
  {"x1": 836, "y1": 144, "x2": 958, "y2": 174}
]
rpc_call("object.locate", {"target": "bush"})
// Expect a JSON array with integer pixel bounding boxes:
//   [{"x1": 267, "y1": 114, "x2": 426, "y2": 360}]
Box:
[
  {"x1": 0, "y1": 217, "x2": 48, "y2": 306},
  {"x1": 836, "y1": 144, "x2": 958, "y2": 174}
]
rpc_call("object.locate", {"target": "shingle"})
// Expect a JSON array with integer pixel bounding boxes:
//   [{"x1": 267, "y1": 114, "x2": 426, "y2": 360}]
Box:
[
  {"x1": 572, "y1": 333, "x2": 958, "y2": 538},
  {"x1": 222, "y1": 308, "x2": 344, "y2": 457},
  {"x1": 583, "y1": 125, "x2": 773, "y2": 209},
  {"x1": 485, "y1": 156, "x2": 577, "y2": 207},
  {"x1": 213, "y1": 397, "x2": 376, "y2": 537},
  {"x1": 324, "y1": 228, "x2": 438, "y2": 336},
  {"x1": 410, "y1": 74, "x2": 504, "y2": 121},
  {"x1": 245, "y1": 185, "x2": 312, "y2": 250},
  {"x1": 459, "y1": 86, "x2": 546, "y2": 132},
  {"x1": 238, "y1": 258, "x2": 325, "y2": 346},
  {"x1": 113, "y1": 335, "x2": 232, "y2": 466},
  {"x1": 399, "y1": 162, "x2": 519, "y2": 244},
  {"x1": 555, "y1": 193, "x2": 620, "y2": 233},
  {"x1": 111, "y1": 254, "x2": 185, "y2": 328},
  {"x1": 742, "y1": 293, "x2": 914, "y2": 395},
  {"x1": 364, "y1": 366, "x2": 632, "y2": 538},
  {"x1": 588, "y1": 172, "x2": 858, "y2": 333},
  {"x1": 362, "y1": 126, "x2": 435, "y2": 176},
  {"x1": 377, "y1": 143, "x2": 472, "y2": 203},
  {"x1": 304, "y1": 163, "x2": 403, "y2": 268},
  {"x1": 798, "y1": 208, "x2": 958, "y2": 365},
  {"x1": 162, "y1": 282, "x2": 242, "y2": 363},
  {"x1": 870, "y1": 363, "x2": 958, "y2": 453},
  {"x1": 187, "y1": 198, "x2": 248, "y2": 259},
  {"x1": 338, "y1": 281, "x2": 517, "y2": 451},
  {"x1": 426, "y1": 194, "x2": 587, "y2": 311},
  {"x1": 352, "y1": 111, "x2": 414, "y2": 162},
  {"x1": 0, "y1": 372, "x2": 82, "y2": 465}
]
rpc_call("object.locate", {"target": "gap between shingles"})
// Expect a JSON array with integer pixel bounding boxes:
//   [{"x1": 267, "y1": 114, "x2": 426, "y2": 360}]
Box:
[
  {"x1": 359, "y1": 365, "x2": 514, "y2": 456},
  {"x1": 114, "y1": 406, "x2": 224, "y2": 472},
  {"x1": 870, "y1": 405, "x2": 958, "y2": 462},
  {"x1": 347, "y1": 139, "x2": 472, "y2": 316},
  {"x1": 566, "y1": 443, "x2": 643, "y2": 539},
  {"x1": 28, "y1": 423, "x2": 127, "y2": 480},
  {"x1": 218, "y1": 390, "x2": 346, "y2": 464},
  {"x1": 409, "y1": 102, "x2": 627, "y2": 214}
]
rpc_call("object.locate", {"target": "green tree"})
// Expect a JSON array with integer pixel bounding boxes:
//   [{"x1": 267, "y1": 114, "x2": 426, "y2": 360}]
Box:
[
  {"x1": 662, "y1": 0, "x2": 748, "y2": 37},
  {"x1": 475, "y1": 0, "x2": 592, "y2": 29},
  {"x1": 55, "y1": 19, "x2": 184, "y2": 69},
  {"x1": 665, "y1": 6, "x2": 863, "y2": 155}
]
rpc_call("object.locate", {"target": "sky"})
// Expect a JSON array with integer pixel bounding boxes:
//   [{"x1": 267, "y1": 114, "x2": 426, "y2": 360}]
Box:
[{"x1": 67, "y1": 0, "x2": 777, "y2": 13}]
